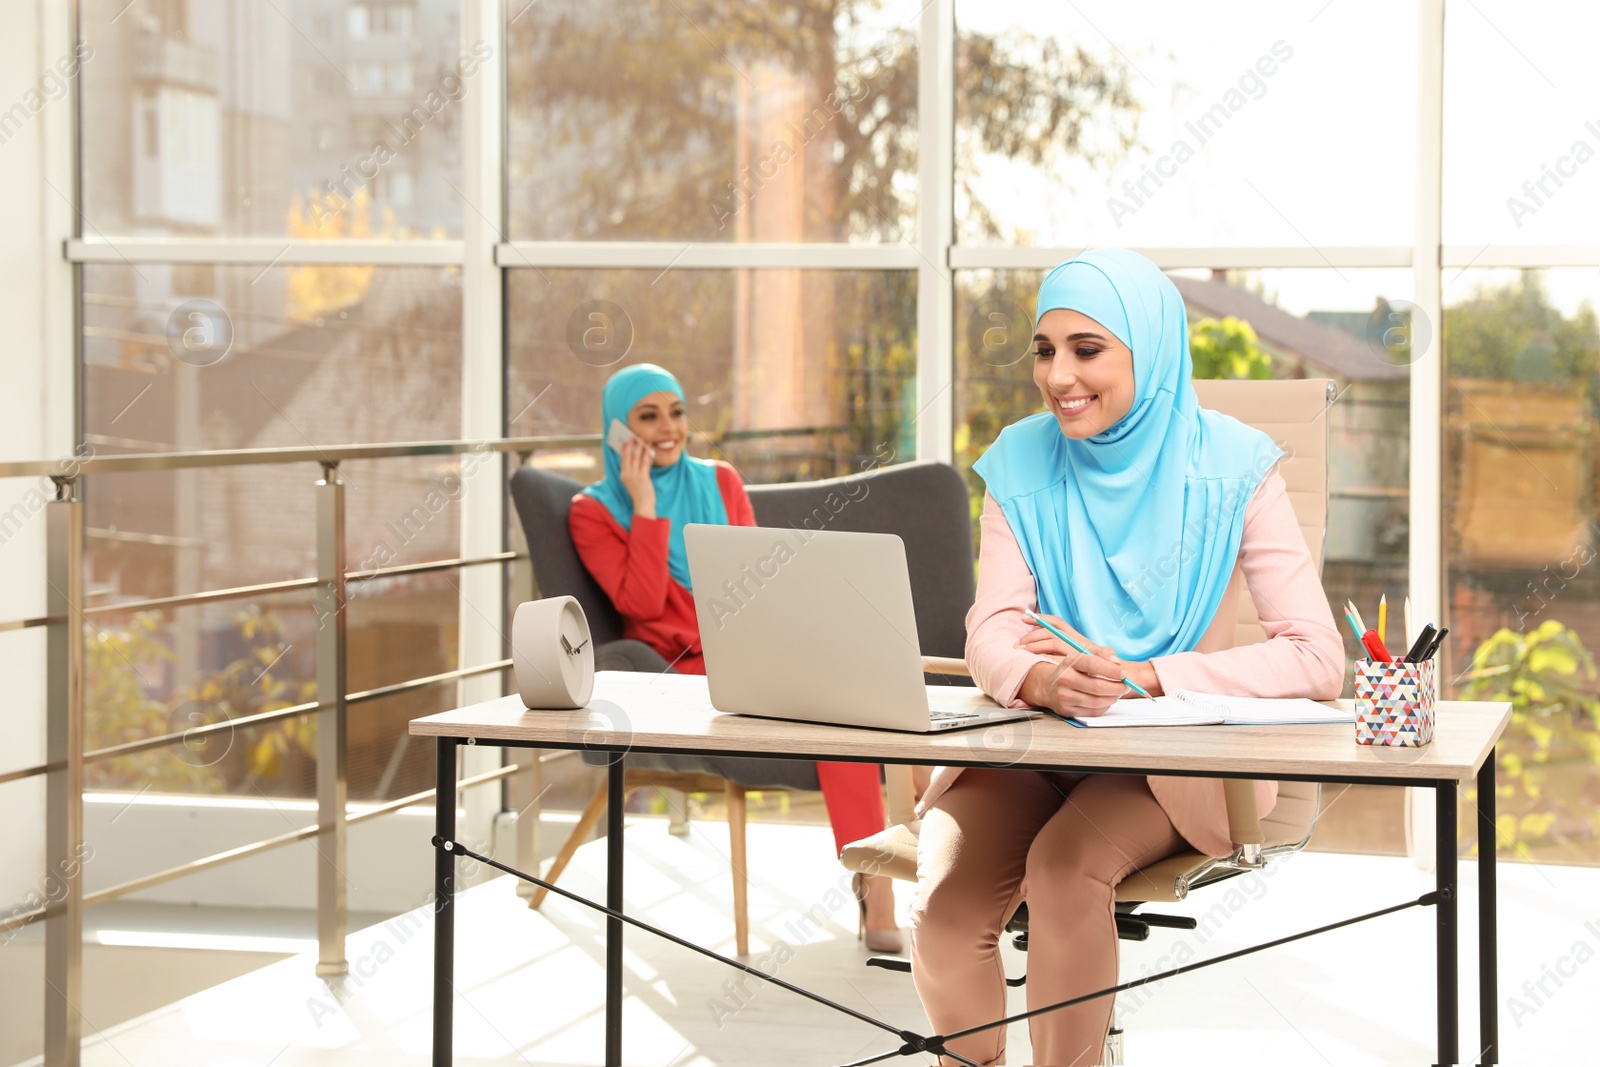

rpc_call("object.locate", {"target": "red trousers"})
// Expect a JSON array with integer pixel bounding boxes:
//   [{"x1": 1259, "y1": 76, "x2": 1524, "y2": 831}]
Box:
[{"x1": 815, "y1": 761, "x2": 886, "y2": 856}]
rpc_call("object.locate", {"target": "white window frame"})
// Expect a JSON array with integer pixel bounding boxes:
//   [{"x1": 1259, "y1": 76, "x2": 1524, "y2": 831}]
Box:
[{"x1": 59, "y1": 0, "x2": 1600, "y2": 721}]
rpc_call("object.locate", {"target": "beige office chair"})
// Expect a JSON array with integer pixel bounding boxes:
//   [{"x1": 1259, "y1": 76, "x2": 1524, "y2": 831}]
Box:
[{"x1": 845, "y1": 378, "x2": 1338, "y2": 1062}]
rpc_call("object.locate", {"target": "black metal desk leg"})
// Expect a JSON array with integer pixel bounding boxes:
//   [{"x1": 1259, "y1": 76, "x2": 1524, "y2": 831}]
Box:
[
  {"x1": 1437, "y1": 778, "x2": 1459, "y2": 1067},
  {"x1": 1478, "y1": 749, "x2": 1498, "y2": 1064},
  {"x1": 433, "y1": 738, "x2": 459, "y2": 1067},
  {"x1": 606, "y1": 756, "x2": 625, "y2": 1067}
]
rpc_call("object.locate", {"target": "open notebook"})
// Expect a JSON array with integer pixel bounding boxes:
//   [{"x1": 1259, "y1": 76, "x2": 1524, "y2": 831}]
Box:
[{"x1": 1066, "y1": 689, "x2": 1352, "y2": 728}]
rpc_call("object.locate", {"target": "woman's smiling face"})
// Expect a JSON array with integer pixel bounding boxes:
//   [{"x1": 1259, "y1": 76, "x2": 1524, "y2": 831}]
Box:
[
  {"x1": 626, "y1": 390, "x2": 687, "y2": 466},
  {"x1": 1032, "y1": 308, "x2": 1137, "y2": 440}
]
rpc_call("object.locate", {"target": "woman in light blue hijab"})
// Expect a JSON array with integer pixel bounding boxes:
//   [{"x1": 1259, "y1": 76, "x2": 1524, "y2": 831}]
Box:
[
  {"x1": 975, "y1": 247, "x2": 1282, "y2": 667},
  {"x1": 910, "y1": 249, "x2": 1342, "y2": 1065}
]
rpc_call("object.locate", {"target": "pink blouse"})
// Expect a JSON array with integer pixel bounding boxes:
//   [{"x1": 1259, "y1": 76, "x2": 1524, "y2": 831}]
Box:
[{"x1": 917, "y1": 465, "x2": 1345, "y2": 858}]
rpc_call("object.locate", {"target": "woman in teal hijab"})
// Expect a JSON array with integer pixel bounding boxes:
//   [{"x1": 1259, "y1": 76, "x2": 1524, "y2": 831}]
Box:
[
  {"x1": 567, "y1": 363, "x2": 906, "y2": 951},
  {"x1": 579, "y1": 362, "x2": 729, "y2": 586},
  {"x1": 909, "y1": 250, "x2": 1342, "y2": 1065}
]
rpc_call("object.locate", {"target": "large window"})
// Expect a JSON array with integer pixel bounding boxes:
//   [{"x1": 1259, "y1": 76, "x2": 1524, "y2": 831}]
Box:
[
  {"x1": 954, "y1": 0, "x2": 1416, "y2": 247},
  {"x1": 79, "y1": 263, "x2": 467, "y2": 802},
  {"x1": 1444, "y1": 268, "x2": 1600, "y2": 864},
  {"x1": 1442, "y1": 1, "x2": 1600, "y2": 248},
  {"x1": 506, "y1": 268, "x2": 917, "y2": 482},
  {"x1": 506, "y1": 0, "x2": 922, "y2": 242},
  {"x1": 55, "y1": 0, "x2": 1600, "y2": 862},
  {"x1": 80, "y1": 0, "x2": 466, "y2": 238}
]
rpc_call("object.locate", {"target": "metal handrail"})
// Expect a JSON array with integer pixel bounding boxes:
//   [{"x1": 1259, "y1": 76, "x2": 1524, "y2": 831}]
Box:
[
  {"x1": 15, "y1": 422, "x2": 858, "y2": 1044},
  {"x1": 348, "y1": 660, "x2": 513, "y2": 706},
  {"x1": 0, "y1": 660, "x2": 517, "y2": 785},
  {"x1": 0, "y1": 435, "x2": 599, "y2": 479},
  {"x1": 1, "y1": 552, "x2": 522, "y2": 638},
  {"x1": 84, "y1": 699, "x2": 320, "y2": 767},
  {"x1": 0, "y1": 763, "x2": 520, "y2": 935},
  {"x1": 80, "y1": 577, "x2": 319, "y2": 618},
  {"x1": 0, "y1": 422, "x2": 850, "y2": 481}
]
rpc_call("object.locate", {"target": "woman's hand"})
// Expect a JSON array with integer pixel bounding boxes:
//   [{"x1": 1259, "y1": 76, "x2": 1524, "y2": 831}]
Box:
[
  {"x1": 1015, "y1": 614, "x2": 1127, "y2": 718},
  {"x1": 1014, "y1": 613, "x2": 1104, "y2": 660},
  {"x1": 617, "y1": 436, "x2": 657, "y2": 518},
  {"x1": 1020, "y1": 653, "x2": 1129, "y2": 718}
]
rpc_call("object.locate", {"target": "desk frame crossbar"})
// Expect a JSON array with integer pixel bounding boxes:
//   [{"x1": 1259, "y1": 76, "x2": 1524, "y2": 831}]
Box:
[{"x1": 429, "y1": 737, "x2": 1500, "y2": 1067}]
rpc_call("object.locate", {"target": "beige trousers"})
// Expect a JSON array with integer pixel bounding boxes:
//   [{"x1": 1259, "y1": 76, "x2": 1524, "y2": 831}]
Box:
[{"x1": 910, "y1": 769, "x2": 1186, "y2": 1066}]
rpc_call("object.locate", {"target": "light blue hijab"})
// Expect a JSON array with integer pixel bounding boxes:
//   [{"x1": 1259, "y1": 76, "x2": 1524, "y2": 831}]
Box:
[
  {"x1": 581, "y1": 364, "x2": 727, "y2": 590},
  {"x1": 972, "y1": 249, "x2": 1281, "y2": 661}
]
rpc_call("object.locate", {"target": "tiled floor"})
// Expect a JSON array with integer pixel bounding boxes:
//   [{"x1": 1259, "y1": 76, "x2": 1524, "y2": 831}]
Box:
[{"x1": 26, "y1": 815, "x2": 1600, "y2": 1066}]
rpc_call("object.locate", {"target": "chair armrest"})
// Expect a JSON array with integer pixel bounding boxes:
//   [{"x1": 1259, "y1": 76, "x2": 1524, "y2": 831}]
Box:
[
  {"x1": 921, "y1": 655, "x2": 971, "y2": 677},
  {"x1": 1223, "y1": 778, "x2": 1264, "y2": 847},
  {"x1": 840, "y1": 821, "x2": 921, "y2": 882}
]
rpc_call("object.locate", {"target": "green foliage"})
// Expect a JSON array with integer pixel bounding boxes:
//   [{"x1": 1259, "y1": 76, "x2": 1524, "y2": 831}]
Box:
[
  {"x1": 955, "y1": 270, "x2": 1050, "y2": 537},
  {"x1": 1189, "y1": 316, "x2": 1271, "y2": 380},
  {"x1": 85, "y1": 607, "x2": 315, "y2": 795},
  {"x1": 1445, "y1": 271, "x2": 1600, "y2": 404},
  {"x1": 83, "y1": 613, "x2": 179, "y2": 788},
  {"x1": 508, "y1": 0, "x2": 1140, "y2": 245},
  {"x1": 1457, "y1": 620, "x2": 1600, "y2": 856}
]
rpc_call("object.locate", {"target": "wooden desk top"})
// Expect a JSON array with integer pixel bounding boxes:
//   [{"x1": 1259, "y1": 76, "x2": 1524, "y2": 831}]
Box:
[{"x1": 411, "y1": 672, "x2": 1510, "y2": 783}]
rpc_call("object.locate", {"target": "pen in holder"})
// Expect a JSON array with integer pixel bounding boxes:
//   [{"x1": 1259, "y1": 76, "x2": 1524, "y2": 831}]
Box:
[{"x1": 1353, "y1": 658, "x2": 1436, "y2": 747}]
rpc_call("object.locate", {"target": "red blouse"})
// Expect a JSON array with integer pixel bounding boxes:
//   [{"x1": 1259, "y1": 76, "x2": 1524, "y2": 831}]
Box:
[{"x1": 567, "y1": 461, "x2": 755, "y2": 676}]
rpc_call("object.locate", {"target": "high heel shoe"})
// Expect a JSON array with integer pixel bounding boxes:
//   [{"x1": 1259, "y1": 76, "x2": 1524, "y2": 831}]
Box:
[{"x1": 852, "y1": 872, "x2": 905, "y2": 954}]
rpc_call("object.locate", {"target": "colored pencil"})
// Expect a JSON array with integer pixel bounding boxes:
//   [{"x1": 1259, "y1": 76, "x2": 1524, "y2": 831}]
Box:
[
  {"x1": 1021, "y1": 610, "x2": 1152, "y2": 698},
  {"x1": 1346, "y1": 600, "x2": 1367, "y2": 636}
]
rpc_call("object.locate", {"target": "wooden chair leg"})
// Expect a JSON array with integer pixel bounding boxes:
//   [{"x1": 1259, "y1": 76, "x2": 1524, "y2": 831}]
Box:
[
  {"x1": 725, "y1": 781, "x2": 749, "y2": 957},
  {"x1": 529, "y1": 778, "x2": 609, "y2": 910},
  {"x1": 666, "y1": 788, "x2": 691, "y2": 837}
]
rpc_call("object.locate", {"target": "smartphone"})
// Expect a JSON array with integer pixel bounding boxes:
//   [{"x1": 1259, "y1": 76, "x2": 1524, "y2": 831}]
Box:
[{"x1": 607, "y1": 418, "x2": 642, "y2": 454}]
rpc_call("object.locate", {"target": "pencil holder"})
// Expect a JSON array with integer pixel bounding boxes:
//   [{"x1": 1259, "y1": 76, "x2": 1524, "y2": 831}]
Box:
[{"x1": 1353, "y1": 658, "x2": 1436, "y2": 746}]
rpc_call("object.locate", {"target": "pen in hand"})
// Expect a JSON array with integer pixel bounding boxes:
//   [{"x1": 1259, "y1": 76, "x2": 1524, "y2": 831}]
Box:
[{"x1": 1021, "y1": 610, "x2": 1153, "y2": 699}]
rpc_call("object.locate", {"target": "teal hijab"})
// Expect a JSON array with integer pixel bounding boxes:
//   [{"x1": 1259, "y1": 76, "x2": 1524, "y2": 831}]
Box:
[
  {"x1": 972, "y1": 249, "x2": 1281, "y2": 661},
  {"x1": 581, "y1": 364, "x2": 728, "y2": 590}
]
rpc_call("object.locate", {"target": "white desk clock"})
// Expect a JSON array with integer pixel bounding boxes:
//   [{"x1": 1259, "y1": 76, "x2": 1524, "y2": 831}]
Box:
[{"x1": 511, "y1": 596, "x2": 595, "y2": 709}]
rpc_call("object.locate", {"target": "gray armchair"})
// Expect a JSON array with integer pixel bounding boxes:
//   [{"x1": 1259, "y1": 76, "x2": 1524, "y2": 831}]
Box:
[{"x1": 506, "y1": 458, "x2": 976, "y2": 954}]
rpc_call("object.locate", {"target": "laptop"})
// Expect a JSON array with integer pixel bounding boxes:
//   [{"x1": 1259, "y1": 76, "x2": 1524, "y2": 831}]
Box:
[{"x1": 683, "y1": 524, "x2": 1038, "y2": 733}]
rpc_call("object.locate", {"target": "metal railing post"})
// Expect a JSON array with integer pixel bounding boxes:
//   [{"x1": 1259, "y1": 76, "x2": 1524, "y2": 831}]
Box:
[
  {"x1": 314, "y1": 463, "x2": 349, "y2": 976},
  {"x1": 44, "y1": 478, "x2": 85, "y2": 1067},
  {"x1": 508, "y1": 450, "x2": 541, "y2": 898}
]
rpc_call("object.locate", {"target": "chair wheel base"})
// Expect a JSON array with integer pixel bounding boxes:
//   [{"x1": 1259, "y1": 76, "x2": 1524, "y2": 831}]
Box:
[{"x1": 865, "y1": 954, "x2": 912, "y2": 973}]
